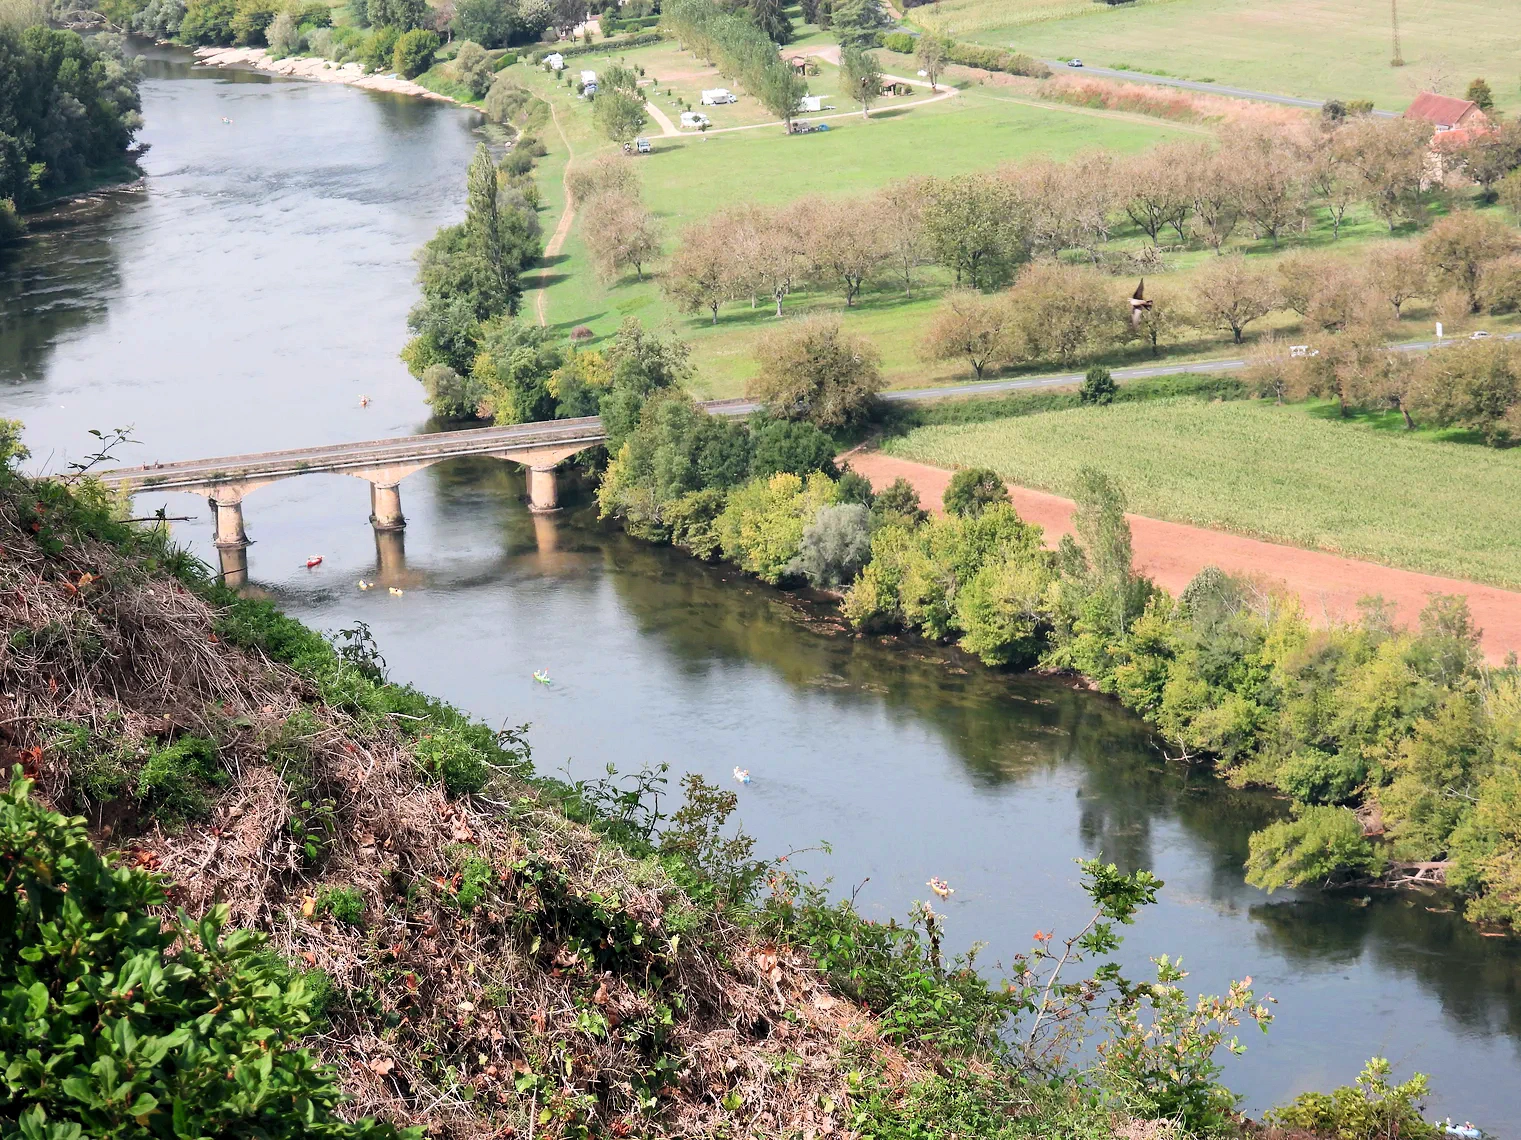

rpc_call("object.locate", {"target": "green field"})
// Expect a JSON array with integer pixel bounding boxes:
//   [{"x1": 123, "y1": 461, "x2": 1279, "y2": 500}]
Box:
[
  {"x1": 882, "y1": 397, "x2": 1521, "y2": 587},
  {"x1": 514, "y1": 44, "x2": 1192, "y2": 390},
  {"x1": 910, "y1": 0, "x2": 1521, "y2": 113}
]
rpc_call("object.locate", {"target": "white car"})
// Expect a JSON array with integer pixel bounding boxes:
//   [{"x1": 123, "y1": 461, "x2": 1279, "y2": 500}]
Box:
[
  {"x1": 700, "y1": 88, "x2": 737, "y2": 105},
  {"x1": 1068, "y1": 58, "x2": 1083, "y2": 67},
  {"x1": 679, "y1": 111, "x2": 711, "y2": 129},
  {"x1": 1471, "y1": 330, "x2": 1491, "y2": 339}
]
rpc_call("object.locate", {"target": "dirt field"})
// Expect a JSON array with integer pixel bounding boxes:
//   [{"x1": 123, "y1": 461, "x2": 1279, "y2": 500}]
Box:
[{"x1": 846, "y1": 452, "x2": 1521, "y2": 663}]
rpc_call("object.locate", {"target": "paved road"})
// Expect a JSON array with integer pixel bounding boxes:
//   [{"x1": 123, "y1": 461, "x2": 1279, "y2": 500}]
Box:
[
  {"x1": 1042, "y1": 61, "x2": 1399, "y2": 118},
  {"x1": 100, "y1": 332, "x2": 1516, "y2": 487}
]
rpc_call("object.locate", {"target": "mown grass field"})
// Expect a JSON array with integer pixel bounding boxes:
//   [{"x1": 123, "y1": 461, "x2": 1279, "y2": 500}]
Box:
[
  {"x1": 882, "y1": 396, "x2": 1521, "y2": 588},
  {"x1": 911, "y1": 0, "x2": 1521, "y2": 114}
]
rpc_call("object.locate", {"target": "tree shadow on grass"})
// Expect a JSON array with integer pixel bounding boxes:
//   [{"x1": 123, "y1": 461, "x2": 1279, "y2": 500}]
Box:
[
  {"x1": 1301, "y1": 401, "x2": 1496, "y2": 447},
  {"x1": 535, "y1": 273, "x2": 574, "y2": 288}
]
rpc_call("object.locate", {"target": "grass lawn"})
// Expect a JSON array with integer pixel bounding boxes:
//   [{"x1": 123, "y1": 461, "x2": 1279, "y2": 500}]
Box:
[
  {"x1": 909, "y1": 0, "x2": 1521, "y2": 114},
  {"x1": 881, "y1": 396, "x2": 1521, "y2": 588}
]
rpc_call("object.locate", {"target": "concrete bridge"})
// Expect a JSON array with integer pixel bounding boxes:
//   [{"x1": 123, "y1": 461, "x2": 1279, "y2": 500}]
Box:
[{"x1": 96, "y1": 401, "x2": 758, "y2": 581}]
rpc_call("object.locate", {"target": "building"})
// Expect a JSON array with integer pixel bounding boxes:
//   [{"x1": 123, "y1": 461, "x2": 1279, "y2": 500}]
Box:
[{"x1": 1404, "y1": 91, "x2": 1485, "y2": 133}]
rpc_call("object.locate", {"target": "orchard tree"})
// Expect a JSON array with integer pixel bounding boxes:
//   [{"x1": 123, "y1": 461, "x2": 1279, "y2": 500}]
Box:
[
  {"x1": 1337, "y1": 116, "x2": 1431, "y2": 231},
  {"x1": 583, "y1": 190, "x2": 662, "y2": 281},
  {"x1": 566, "y1": 153, "x2": 640, "y2": 204},
  {"x1": 748, "y1": 314, "x2": 884, "y2": 429},
  {"x1": 1421, "y1": 210, "x2": 1517, "y2": 312},
  {"x1": 921, "y1": 172, "x2": 1027, "y2": 289},
  {"x1": 841, "y1": 44, "x2": 882, "y2": 119},
  {"x1": 876, "y1": 177, "x2": 931, "y2": 295},
  {"x1": 922, "y1": 289, "x2": 1015, "y2": 381},
  {"x1": 1005, "y1": 260, "x2": 1117, "y2": 365},
  {"x1": 808, "y1": 196, "x2": 893, "y2": 305},
  {"x1": 1364, "y1": 242, "x2": 1426, "y2": 319},
  {"x1": 1127, "y1": 280, "x2": 1190, "y2": 357},
  {"x1": 1410, "y1": 339, "x2": 1521, "y2": 445},
  {"x1": 1191, "y1": 253, "x2": 1278, "y2": 344},
  {"x1": 1228, "y1": 127, "x2": 1308, "y2": 246},
  {"x1": 1122, "y1": 144, "x2": 1193, "y2": 245},
  {"x1": 1189, "y1": 145, "x2": 1243, "y2": 254},
  {"x1": 664, "y1": 215, "x2": 740, "y2": 323}
]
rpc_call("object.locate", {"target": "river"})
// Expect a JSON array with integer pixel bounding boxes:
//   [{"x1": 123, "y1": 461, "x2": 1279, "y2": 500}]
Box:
[{"x1": 1, "y1": 45, "x2": 1517, "y2": 1128}]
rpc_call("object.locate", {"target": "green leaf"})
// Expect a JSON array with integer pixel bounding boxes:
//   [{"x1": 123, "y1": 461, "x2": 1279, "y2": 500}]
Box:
[{"x1": 26, "y1": 982, "x2": 48, "y2": 1019}]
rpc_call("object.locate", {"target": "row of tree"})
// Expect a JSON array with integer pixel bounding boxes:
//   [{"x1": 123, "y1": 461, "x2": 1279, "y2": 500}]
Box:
[
  {"x1": 0, "y1": 24, "x2": 142, "y2": 208},
  {"x1": 662, "y1": 0, "x2": 808, "y2": 129}
]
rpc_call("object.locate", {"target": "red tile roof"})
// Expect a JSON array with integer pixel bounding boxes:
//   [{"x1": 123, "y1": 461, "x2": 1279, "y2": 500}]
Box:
[{"x1": 1405, "y1": 91, "x2": 1479, "y2": 127}]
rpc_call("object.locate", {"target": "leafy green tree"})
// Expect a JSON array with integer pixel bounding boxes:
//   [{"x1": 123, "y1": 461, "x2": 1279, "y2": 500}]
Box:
[
  {"x1": 920, "y1": 173, "x2": 1027, "y2": 290},
  {"x1": 829, "y1": 0, "x2": 888, "y2": 48},
  {"x1": 748, "y1": 314, "x2": 883, "y2": 429},
  {"x1": 0, "y1": 773, "x2": 410, "y2": 1140},
  {"x1": 452, "y1": 39, "x2": 494, "y2": 96},
  {"x1": 870, "y1": 476, "x2": 925, "y2": 527},
  {"x1": 451, "y1": 0, "x2": 513, "y2": 46},
  {"x1": 230, "y1": 0, "x2": 277, "y2": 43},
  {"x1": 789, "y1": 503, "x2": 871, "y2": 586},
  {"x1": 0, "y1": 26, "x2": 143, "y2": 204},
  {"x1": 360, "y1": 23, "x2": 400, "y2": 70},
  {"x1": 1466, "y1": 76, "x2": 1494, "y2": 112},
  {"x1": 471, "y1": 318, "x2": 564, "y2": 423},
  {"x1": 265, "y1": 8, "x2": 300, "y2": 54},
  {"x1": 840, "y1": 43, "x2": 882, "y2": 119},
  {"x1": 715, "y1": 471, "x2": 839, "y2": 583},
  {"x1": 368, "y1": 0, "x2": 427, "y2": 29},
  {"x1": 834, "y1": 465, "x2": 875, "y2": 506},
  {"x1": 178, "y1": 0, "x2": 237, "y2": 41},
  {"x1": 1080, "y1": 365, "x2": 1117, "y2": 405},
  {"x1": 1245, "y1": 805, "x2": 1385, "y2": 891},
  {"x1": 1267, "y1": 1057, "x2": 1440, "y2": 1139},
  {"x1": 753, "y1": 57, "x2": 806, "y2": 131},
  {"x1": 593, "y1": 88, "x2": 648, "y2": 143},
  {"x1": 914, "y1": 34, "x2": 946, "y2": 87},
  {"x1": 942, "y1": 467, "x2": 1008, "y2": 518},
  {"x1": 749, "y1": 415, "x2": 837, "y2": 478},
  {"x1": 747, "y1": 0, "x2": 791, "y2": 44},
  {"x1": 392, "y1": 27, "x2": 439, "y2": 76}
]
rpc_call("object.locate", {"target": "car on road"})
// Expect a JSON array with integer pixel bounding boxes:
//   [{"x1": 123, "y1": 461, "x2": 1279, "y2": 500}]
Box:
[
  {"x1": 635, "y1": 137, "x2": 652, "y2": 154},
  {"x1": 1472, "y1": 330, "x2": 1492, "y2": 339},
  {"x1": 1068, "y1": 58, "x2": 1083, "y2": 67},
  {"x1": 679, "y1": 111, "x2": 711, "y2": 129}
]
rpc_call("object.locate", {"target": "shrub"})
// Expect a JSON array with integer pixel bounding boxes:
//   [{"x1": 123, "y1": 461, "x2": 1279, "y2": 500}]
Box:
[
  {"x1": 316, "y1": 884, "x2": 366, "y2": 926},
  {"x1": 1266, "y1": 1057, "x2": 1440, "y2": 1139},
  {"x1": 943, "y1": 467, "x2": 1009, "y2": 518},
  {"x1": 944, "y1": 40, "x2": 1050, "y2": 78},
  {"x1": 715, "y1": 471, "x2": 839, "y2": 583},
  {"x1": 870, "y1": 476, "x2": 925, "y2": 527},
  {"x1": 422, "y1": 362, "x2": 487, "y2": 418},
  {"x1": 0, "y1": 773, "x2": 405, "y2": 1140},
  {"x1": 1244, "y1": 805, "x2": 1385, "y2": 892},
  {"x1": 501, "y1": 148, "x2": 534, "y2": 176},
  {"x1": 453, "y1": 39, "x2": 494, "y2": 97},
  {"x1": 1080, "y1": 365, "x2": 1117, "y2": 406},
  {"x1": 881, "y1": 30, "x2": 914, "y2": 53},
  {"x1": 748, "y1": 314, "x2": 884, "y2": 430},
  {"x1": 393, "y1": 27, "x2": 440, "y2": 78},
  {"x1": 265, "y1": 9, "x2": 301, "y2": 56},
  {"x1": 138, "y1": 735, "x2": 226, "y2": 822},
  {"x1": 749, "y1": 416, "x2": 837, "y2": 478},
  {"x1": 789, "y1": 503, "x2": 872, "y2": 587},
  {"x1": 834, "y1": 465, "x2": 875, "y2": 506},
  {"x1": 362, "y1": 24, "x2": 400, "y2": 71},
  {"x1": 410, "y1": 725, "x2": 493, "y2": 795}
]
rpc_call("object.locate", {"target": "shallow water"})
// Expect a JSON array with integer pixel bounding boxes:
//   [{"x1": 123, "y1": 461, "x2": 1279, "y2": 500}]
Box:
[{"x1": 1, "y1": 45, "x2": 1517, "y2": 1127}]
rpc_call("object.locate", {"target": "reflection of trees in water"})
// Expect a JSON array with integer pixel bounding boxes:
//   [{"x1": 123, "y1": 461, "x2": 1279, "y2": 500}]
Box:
[
  {"x1": 0, "y1": 206, "x2": 130, "y2": 382},
  {"x1": 1250, "y1": 894, "x2": 1521, "y2": 1040}
]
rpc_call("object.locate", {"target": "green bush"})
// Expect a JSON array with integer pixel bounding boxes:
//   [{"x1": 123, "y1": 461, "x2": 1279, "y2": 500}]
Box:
[
  {"x1": 749, "y1": 416, "x2": 837, "y2": 479},
  {"x1": 393, "y1": 28, "x2": 440, "y2": 77},
  {"x1": 1245, "y1": 805, "x2": 1385, "y2": 892},
  {"x1": 1080, "y1": 365, "x2": 1117, "y2": 406},
  {"x1": 715, "y1": 471, "x2": 839, "y2": 584},
  {"x1": 316, "y1": 885, "x2": 366, "y2": 927},
  {"x1": 137, "y1": 735, "x2": 226, "y2": 822},
  {"x1": 881, "y1": 30, "x2": 914, "y2": 53},
  {"x1": 361, "y1": 24, "x2": 401, "y2": 71},
  {"x1": 1266, "y1": 1057, "x2": 1439, "y2": 1139},
  {"x1": 944, "y1": 40, "x2": 1050, "y2": 78},
  {"x1": 942, "y1": 467, "x2": 1009, "y2": 518},
  {"x1": 0, "y1": 772, "x2": 409, "y2": 1140},
  {"x1": 410, "y1": 725, "x2": 492, "y2": 796},
  {"x1": 0, "y1": 199, "x2": 24, "y2": 245}
]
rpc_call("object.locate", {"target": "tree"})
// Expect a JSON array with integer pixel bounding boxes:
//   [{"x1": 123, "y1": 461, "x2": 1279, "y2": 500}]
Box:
[
  {"x1": 1122, "y1": 144, "x2": 1193, "y2": 245},
  {"x1": 1228, "y1": 127, "x2": 1308, "y2": 246},
  {"x1": 1188, "y1": 145, "x2": 1243, "y2": 254},
  {"x1": 1409, "y1": 339, "x2": 1521, "y2": 445},
  {"x1": 664, "y1": 215, "x2": 740, "y2": 323},
  {"x1": 566, "y1": 153, "x2": 639, "y2": 205},
  {"x1": 1499, "y1": 168, "x2": 1521, "y2": 219},
  {"x1": 1080, "y1": 365, "x2": 1117, "y2": 405},
  {"x1": 750, "y1": 415, "x2": 838, "y2": 477},
  {"x1": 748, "y1": 0, "x2": 791, "y2": 44},
  {"x1": 876, "y1": 177, "x2": 931, "y2": 295},
  {"x1": 1276, "y1": 251, "x2": 1366, "y2": 332},
  {"x1": 593, "y1": 87, "x2": 647, "y2": 142},
  {"x1": 452, "y1": 0, "x2": 514, "y2": 46},
  {"x1": 393, "y1": 26, "x2": 439, "y2": 76},
  {"x1": 464, "y1": 141, "x2": 540, "y2": 311},
  {"x1": 920, "y1": 173, "x2": 1027, "y2": 289},
  {"x1": 1337, "y1": 116, "x2": 1431, "y2": 232},
  {"x1": 1364, "y1": 242, "x2": 1426, "y2": 319},
  {"x1": 840, "y1": 43, "x2": 882, "y2": 120},
  {"x1": 1310, "y1": 129, "x2": 1362, "y2": 238},
  {"x1": 753, "y1": 59, "x2": 807, "y2": 131},
  {"x1": 264, "y1": 7, "x2": 299, "y2": 53},
  {"x1": 452, "y1": 39, "x2": 493, "y2": 96},
  {"x1": 1004, "y1": 261, "x2": 1117, "y2": 365},
  {"x1": 1191, "y1": 253, "x2": 1278, "y2": 344},
  {"x1": 829, "y1": 0, "x2": 889, "y2": 48},
  {"x1": 789, "y1": 503, "x2": 872, "y2": 586},
  {"x1": 1466, "y1": 76, "x2": 1495, "y2": 111},
  {"x1": 1127, "y1": 280, "x2": 1190, "y2": 357},
  {"x1": 808, "y1": 196, "x2": 892, "y2": 305},
  {"x1": 914, "y1": 34, "x2": 947, "y2": 89},
  {"x1": 871, "y1": 477, "x2": 926, "y2": 527},
  {"x1": 1421, "y1": 210, "x2": 1517, "y2": 312},
  {"x1": 748, "y1": 314, "x2": 884, "y2": 429},
  {"x1": 1452, "y1": 119, "x2": 1521, "y2": 201},
  {"x1": 943, "y1": 467, "x2": 1009, "y2": 518},
  {"x1": 721, "y1": 201, "x2": 807, "y2": 316},
  {"x1": 922, "y1": 289, "x2": 1014, "y2": 381},
  {"x1": 582, "y1": 189, "x2": 662, "y2": 281}
]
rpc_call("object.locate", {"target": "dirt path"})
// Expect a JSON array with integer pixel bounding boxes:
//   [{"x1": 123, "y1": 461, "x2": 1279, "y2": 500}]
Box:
[
  {"x1": 643, "y1": 100, "x2": 681, "y2": 137},
  {"x1": 533, "y1": 102, "x2": 577, "y2": 327},
  {"x1": 846, "y1": 452, "x2": 1521, "y2": 663}
]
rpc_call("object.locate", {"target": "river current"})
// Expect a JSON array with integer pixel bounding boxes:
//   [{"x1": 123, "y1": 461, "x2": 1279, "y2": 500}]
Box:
[{"x1": 1, "y1": 45, "x2": 1517, "y2": 1127}]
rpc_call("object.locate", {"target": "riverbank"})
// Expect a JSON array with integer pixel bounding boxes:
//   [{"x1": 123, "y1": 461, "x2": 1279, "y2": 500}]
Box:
[{"x1": 192, "y1": 45, "x2": 462, "y2": 102}]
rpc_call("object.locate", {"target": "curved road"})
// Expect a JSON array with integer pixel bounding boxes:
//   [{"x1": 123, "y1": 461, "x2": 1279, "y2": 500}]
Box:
[{"x1": 1041, "y1": 60, "x2": 1398, "y2": 118}]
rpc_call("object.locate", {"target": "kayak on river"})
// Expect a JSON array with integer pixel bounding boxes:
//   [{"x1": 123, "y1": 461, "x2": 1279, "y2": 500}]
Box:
[{"x1": 533, "y1": 670, "x2": 551, "y2": 685}]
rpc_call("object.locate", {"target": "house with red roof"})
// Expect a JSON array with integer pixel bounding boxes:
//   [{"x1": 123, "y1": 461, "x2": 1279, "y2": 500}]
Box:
[{"x1": 1404, "y1": 91, "x2": 1486, "y2": 134}]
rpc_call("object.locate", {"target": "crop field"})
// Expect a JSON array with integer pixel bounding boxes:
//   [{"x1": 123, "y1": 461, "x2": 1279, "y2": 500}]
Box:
[
  {"x1": 914, "y1": 0, "x2": 1521, "y2": 113},
  {"x1": 881, "y1": 397, "x2": 1521, "y2": 587}
]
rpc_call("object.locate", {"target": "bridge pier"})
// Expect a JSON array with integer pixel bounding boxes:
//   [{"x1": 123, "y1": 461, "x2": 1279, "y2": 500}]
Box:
[
  {"x1": 216, "y1": 543, "x2": 249, "y2": 588},
  {"x1": 208, "y1": 491, "x2": 250, "y2": 587},
  {"x1": 369, "y1": 482, "x2": 405, "y2": 531},
  {"x1": 526, "y1": 465, "x2": 561, "y2": 513}
]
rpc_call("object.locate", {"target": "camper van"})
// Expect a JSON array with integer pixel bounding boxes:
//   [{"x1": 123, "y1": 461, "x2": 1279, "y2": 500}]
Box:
[
  {"x1": 679, "y1": 111, "x2": 711, "y2": 129},
  {"x1": 799, "y1": 95, "x2": 823, "y2": 113},
  {"x1": 544, "y1": 52, "x2": 564, "y2": 71},
  {"x1": 580, "y1": 69, "x2": 598, "y2": 93},
  {"x1": 700, "y1": 88, "x2": 737, "y2": 105}
]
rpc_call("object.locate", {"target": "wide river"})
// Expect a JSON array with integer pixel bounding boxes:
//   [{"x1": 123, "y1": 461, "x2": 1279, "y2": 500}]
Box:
[{"x1": 2, "y1": 45, "x2": 1517, "y2": 1127}]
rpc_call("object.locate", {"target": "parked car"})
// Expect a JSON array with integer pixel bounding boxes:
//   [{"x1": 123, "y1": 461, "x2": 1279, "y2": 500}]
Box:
[
  {"x1": 1068, "y1": 58, "x2": 1083, "y2": 67},
  {"x1": 635, "y1": 137, "x2": 652, "y2": 153},
  {"x1": 1471, "y1": 330, "x2": 1491, "y2": 339},
  {"x1": 679, "y1": 111, "x2": 711, "y2": 129}
]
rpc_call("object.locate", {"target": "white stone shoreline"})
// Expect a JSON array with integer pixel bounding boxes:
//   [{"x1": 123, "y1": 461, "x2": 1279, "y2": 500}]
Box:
[{"x1": 192, "y1": 46, "x2": 466, "y2": 104}]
